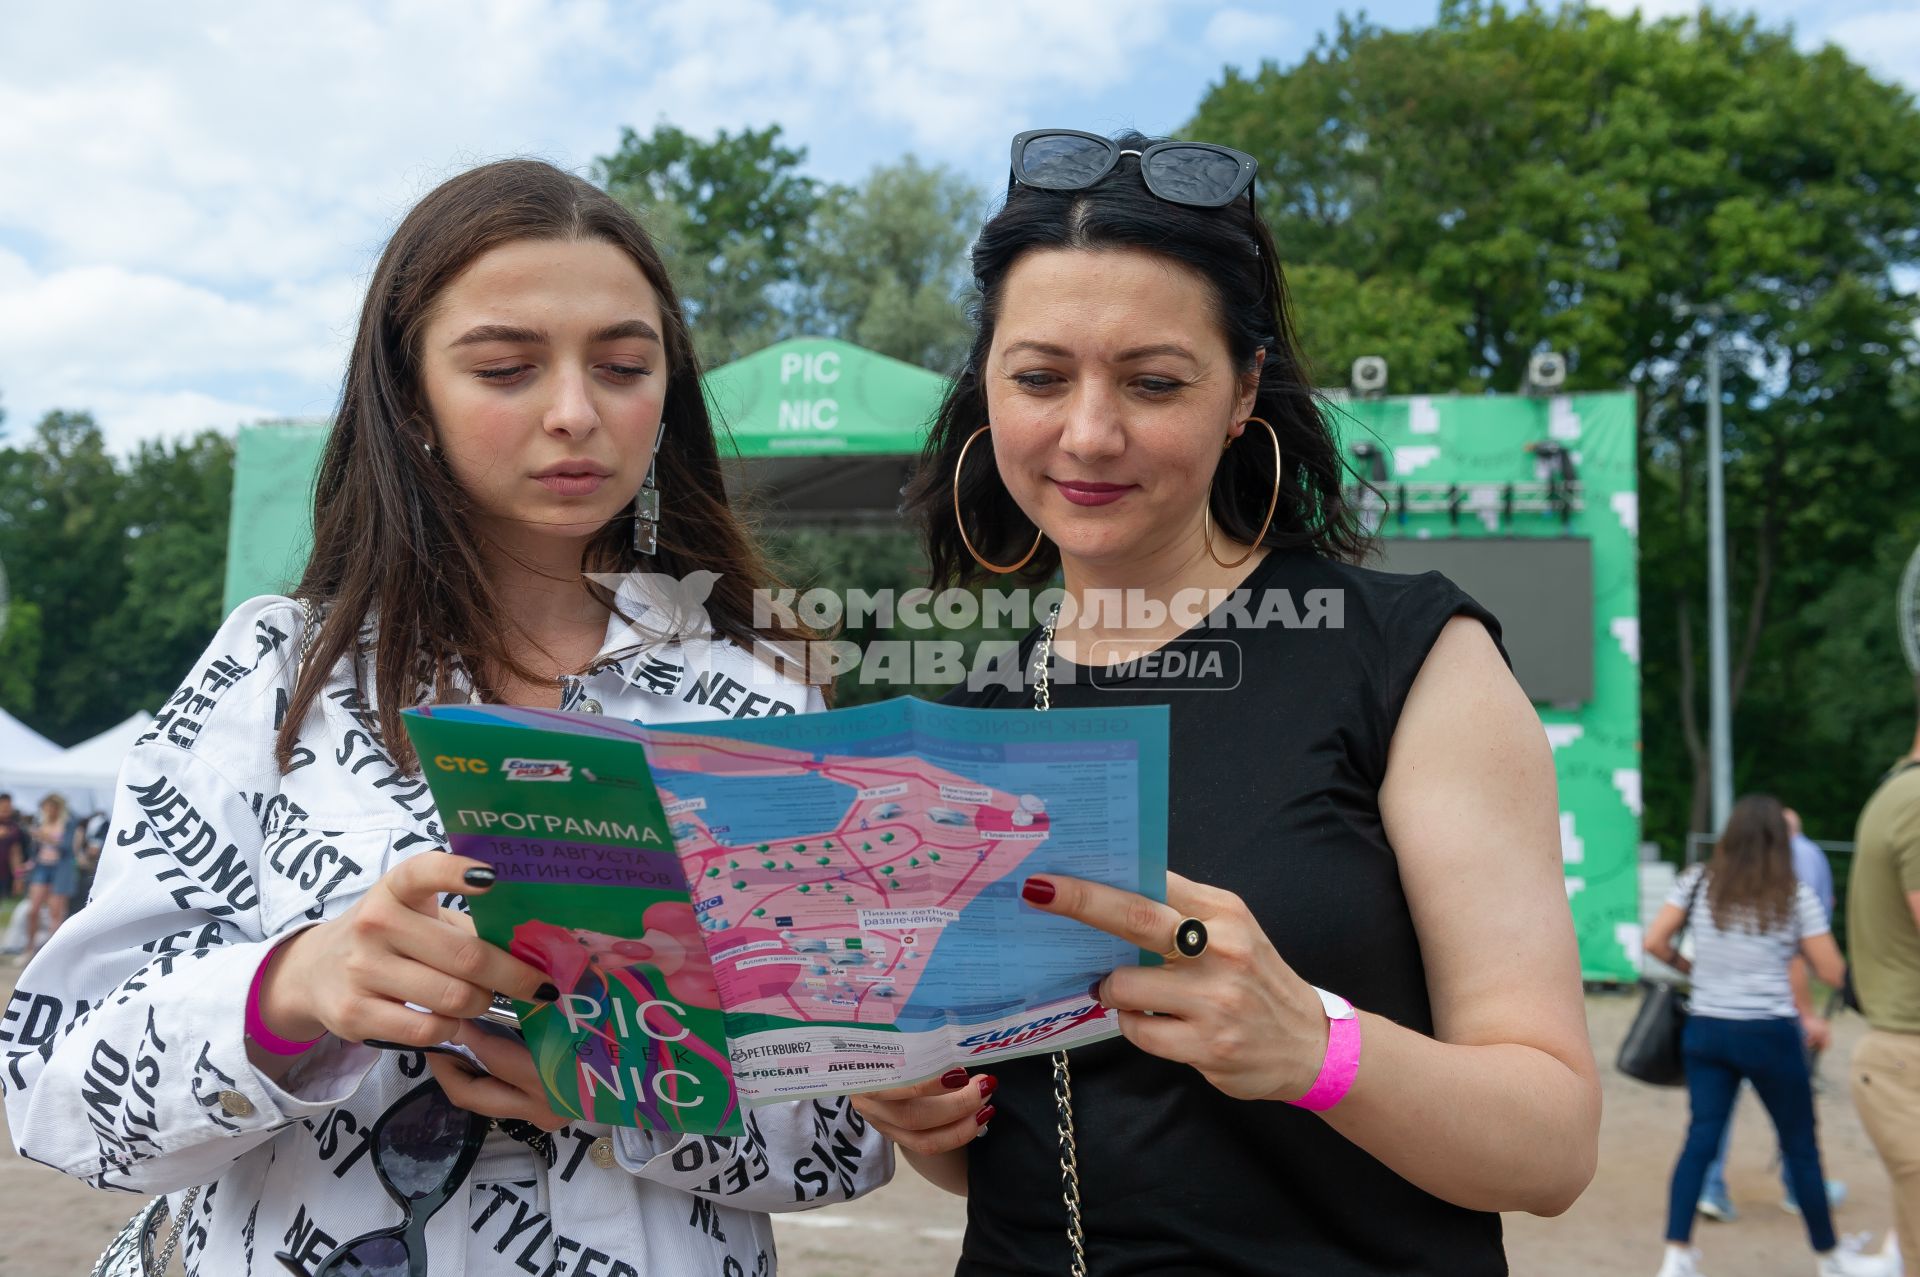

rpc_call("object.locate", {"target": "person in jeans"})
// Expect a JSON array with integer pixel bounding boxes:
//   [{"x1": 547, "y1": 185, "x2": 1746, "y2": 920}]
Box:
[
  {"x1": 1696, "y1": 805, "x2": 1847, "y2": 1222},
  {"x1": 1847, "y1": 689, "x2": 1920, "y2": 1269},
  {"x1": 22, "y1": 793, "x2": 79, "y2": 953},
  {"x1": 1647, "y1": 793, "x2": 1892, "y2": 1276}
]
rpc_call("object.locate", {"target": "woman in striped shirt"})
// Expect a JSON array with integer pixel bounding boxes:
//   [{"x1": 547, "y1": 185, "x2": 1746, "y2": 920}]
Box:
[{"x1": 1645, "y1": 793, "x2": 1888, "y2": 1277}]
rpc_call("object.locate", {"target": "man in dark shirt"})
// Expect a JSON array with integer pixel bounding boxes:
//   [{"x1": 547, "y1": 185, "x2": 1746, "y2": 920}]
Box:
[
  {"x1": 0, "y1": 793, "x2": 24, "y2": 899},
  {"x1": 1847, "y1": 677, "x2": 1920, "y2": 1267}
]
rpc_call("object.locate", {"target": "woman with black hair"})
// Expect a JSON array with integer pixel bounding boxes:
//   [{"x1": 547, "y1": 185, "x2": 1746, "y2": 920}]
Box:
[
  {"x1": 852, "y1": 129, "x2": 1601, "y2": 1275},
  {"x1": 1646, "y1": 794, "x2": 1890, "y2": 1277},
  {"x1": 2, "y1": 158, "x2": 889, "y2": 1276}
]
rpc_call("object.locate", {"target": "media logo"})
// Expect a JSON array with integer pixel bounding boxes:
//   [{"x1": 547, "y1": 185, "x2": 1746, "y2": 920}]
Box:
[{"x1": 503, "y1": 758, "x2": 572, "y2": 782}]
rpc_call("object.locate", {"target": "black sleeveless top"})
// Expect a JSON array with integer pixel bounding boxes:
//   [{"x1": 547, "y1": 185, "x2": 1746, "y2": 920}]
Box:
[{"x1": 942, "y1": 547, "x2": 1510, "y2": 1277}]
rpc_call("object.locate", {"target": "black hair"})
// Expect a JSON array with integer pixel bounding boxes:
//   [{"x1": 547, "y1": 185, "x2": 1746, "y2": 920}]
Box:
[{"x1": 904, "y1": 129, "x2": 1370, "y2": 587}]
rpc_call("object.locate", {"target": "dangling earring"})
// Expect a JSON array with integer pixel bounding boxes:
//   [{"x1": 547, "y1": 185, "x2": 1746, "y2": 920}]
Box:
[
  {"x1": 953, "y1": 425, "x2": 1042, "y2": 574},
  {"x1": 634, "y1": 409, "x2": 665, "y2": 555},
  {"x1": 1202, "y1": 417, "x2": 1282, "y2": 570},
  {"x1": 421, "y1": 439, "x2": 435, "y2": 458}
]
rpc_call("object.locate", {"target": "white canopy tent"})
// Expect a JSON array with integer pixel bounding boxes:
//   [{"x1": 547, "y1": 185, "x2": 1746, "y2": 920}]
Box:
[
  {"x1": 3, "y1": 711, "x2": 155, "y2": 817},
  {"x1": 0, "y1": 707, "x2": 63, "y2": 809},
  {"x1": 0, "y1": 706, "x2": 59, "y2": 766}
]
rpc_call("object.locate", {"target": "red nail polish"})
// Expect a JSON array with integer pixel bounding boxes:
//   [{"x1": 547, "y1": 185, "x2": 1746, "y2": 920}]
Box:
[
  {"x1": 1021, "y1": 877, "x2": 1056, "y2": 905},
  {"x1": 940, "y1": 1067, "x2": 969, "y2": 1089},
  {"x1": 975, "y1": 1104, "x2": 997, "y2": 1126},
  {"x1": 978, "y1": 1074, "x2": 998, "y2": 1099}
]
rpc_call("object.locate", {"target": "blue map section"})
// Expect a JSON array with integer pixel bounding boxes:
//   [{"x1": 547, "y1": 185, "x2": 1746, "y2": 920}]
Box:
[
  {"x1": 650, "y1": 765, "x2": 851, "y2": 848},
  {"x1": 645, "y1": 697, "x2": 1170, "y2": 1030}
]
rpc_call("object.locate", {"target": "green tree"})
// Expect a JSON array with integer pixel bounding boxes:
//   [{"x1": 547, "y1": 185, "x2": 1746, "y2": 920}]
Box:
[
  {"x1": 0, "y1": 411, "x2": 129, "y2": 743},
  {"x1": 105, "y1": 431, "x2": 235, "y2": 722},
  {"x1": 803, "y1": 157, "x2": 985, "y2": 371},
  {"x1": 0, "y1": 599, "x2": 41, "y2": 716},
  {"x1": 1284, "y1": 265, "x2": 1474, "y2": 390},
  {"x1": 597, "y1": 123, "x2": 821, "y2": 364},
  {"x1": 1188, "y1": 3, "x2": 1920, "y2": 848}
]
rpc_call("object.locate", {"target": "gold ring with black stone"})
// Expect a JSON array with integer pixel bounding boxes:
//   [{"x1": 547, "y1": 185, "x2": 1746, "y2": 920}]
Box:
[{"x1": 1163, "y1": 917, "x2": 1209, "y2": 960}]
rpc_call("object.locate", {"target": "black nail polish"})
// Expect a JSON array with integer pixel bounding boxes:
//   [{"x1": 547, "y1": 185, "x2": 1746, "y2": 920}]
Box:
[
  {"x1": 534, "y1": 982, "x2": 559, "y2": 1003},
  {"x1": 462, "y1": 867, "x2": 497, "y2": 889},
  {"x1": 1088, "y1": 979, "x2": 1105, "y2": 1007}
]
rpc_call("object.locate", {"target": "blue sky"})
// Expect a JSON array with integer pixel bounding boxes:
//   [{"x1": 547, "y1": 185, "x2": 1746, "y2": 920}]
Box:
[{"x1": 0, "y1": 0, "x2": 1916, "y2": 452}]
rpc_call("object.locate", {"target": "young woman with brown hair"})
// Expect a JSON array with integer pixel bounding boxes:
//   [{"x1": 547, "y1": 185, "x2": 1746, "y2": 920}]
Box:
[
  {"x1": 1646, "y1": 793, "x2": 1889, "y2": 1276},
  {"x1": 2, "y1": 158, "x2": 889, "y2": 1277}
]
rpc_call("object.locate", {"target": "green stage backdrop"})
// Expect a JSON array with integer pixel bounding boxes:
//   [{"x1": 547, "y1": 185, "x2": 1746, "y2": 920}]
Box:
[
  {"x1": 1331, "y1": 392, "x2": 1641, "y2": 982},
  {"x1": 221, "y1": 380, "x2": 1641, "y2": 981},
  {"x1": 222, "y1": 339, "x2": 947, "y2": 613}
]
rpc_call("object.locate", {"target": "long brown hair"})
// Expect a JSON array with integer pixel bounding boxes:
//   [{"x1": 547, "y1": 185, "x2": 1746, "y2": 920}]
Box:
[
  {"x1": 1703, "y1": 793, "x2": 1799, "y2": 933},
  {"x1": 276, "y1": 159, "x2": 813, "y2": 774},
  {"x1": 903, "y1": 130, "x2": 1372, "y2": 588}
]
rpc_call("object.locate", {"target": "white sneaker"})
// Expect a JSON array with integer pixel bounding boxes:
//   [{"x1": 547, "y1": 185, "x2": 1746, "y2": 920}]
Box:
[
  {"x1": 1658, "y1": 1246, "x2": 1704, "y2": 1277},
  {"x1": 1818, "y1": 1240, "x2": 1896, "y2": 1276}
]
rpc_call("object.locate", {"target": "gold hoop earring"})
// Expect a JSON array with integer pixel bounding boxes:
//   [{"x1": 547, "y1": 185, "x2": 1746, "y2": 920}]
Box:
[
  {"x1": 953, "y1": 425, "x2": 1043, "y2": 575},
  {"x1": 1202, "y1": 417, "x2": 1281, "y2": 570}
]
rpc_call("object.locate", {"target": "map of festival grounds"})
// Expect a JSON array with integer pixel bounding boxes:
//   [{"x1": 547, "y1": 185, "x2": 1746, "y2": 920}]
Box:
[
  {"x1": 643, "y1": 697, "x2": 1169, "y2": 1036},
  {"x1": 404, "y1": 696, "x2": 1169, "y2": 1120},
  {"x1": 651, "y1": 735, "x2": 1054, "y2": 1024}
]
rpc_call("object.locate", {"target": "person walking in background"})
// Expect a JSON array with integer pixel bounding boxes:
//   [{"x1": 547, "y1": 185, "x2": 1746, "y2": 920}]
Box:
[
  {"x1": 1647, "y1": 793, "x2": 1892, "y2": 1276},
  {"x1": 1846, "y1": 691, "x2": 1920, "y2": 1272},
  {"x1": 0, "y1": 792, "x2": 24, "y2": 900},
  {"x1": 1696, "y1": 804, "x2": 1848, "y2": 1223},
  {"x1": 1791, "y1": 809, "x2": 1839, "y2": 919},
  {"x1": 69, "y1": 808, "x2": 106, "y2": 914},
  {"x1": 22, "y1": 793, "x2": 79, "y2": 954}
]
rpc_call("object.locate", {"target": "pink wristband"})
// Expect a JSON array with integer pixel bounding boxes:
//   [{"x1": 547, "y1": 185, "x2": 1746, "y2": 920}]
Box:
[
  {"x1": 246, "y1": 941, "x2": 326, "y2": 1056},
  {"x1": 1289, "y1": 987, "x2": 1361, "y2": 1112}
]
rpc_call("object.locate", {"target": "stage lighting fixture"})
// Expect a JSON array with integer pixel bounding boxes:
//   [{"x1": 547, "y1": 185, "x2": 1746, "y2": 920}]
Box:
[
  {"x1": 1526, "y1": 441, "x2": 1579, "y2": 524},
  {"x1": 1525, "y1": 440, "x2": 1578, "y2": 482},
  {"x1": 1351, "y1": 356, "x2": 1389, "y2": 396},
  {"x1": 1525, "y1": 351, "x2": 1567, "y2": 394},
  {"x1": 1349, "y1": 441, "x2": 1389, "y2": 485}
]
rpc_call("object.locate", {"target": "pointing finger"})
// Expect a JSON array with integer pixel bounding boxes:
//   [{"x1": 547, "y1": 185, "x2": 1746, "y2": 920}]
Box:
[{"x1": 1021, "y1": 873, "x2": 1181, "y2": 955}]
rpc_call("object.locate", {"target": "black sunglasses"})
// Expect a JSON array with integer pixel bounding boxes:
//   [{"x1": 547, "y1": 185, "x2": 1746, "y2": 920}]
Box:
[
  {"x1": 276, "y1": 1079, "x2": 485, "y2": 1277},
  {"x1": 1009, "y1": 128, "x2": 1258, "y2": 209}
]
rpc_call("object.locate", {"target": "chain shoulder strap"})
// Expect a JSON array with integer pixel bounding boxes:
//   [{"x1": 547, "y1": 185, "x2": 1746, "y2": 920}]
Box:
[
  {"x1": 153, "y1": 1187, "x2": 198, "y2": 1274},
  {"x1": 1032, "y1": 607, "x2": 1086, "y2": 1277}
]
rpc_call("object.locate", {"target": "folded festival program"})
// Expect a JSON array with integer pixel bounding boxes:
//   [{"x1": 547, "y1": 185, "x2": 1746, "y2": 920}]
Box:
[{"x1": 401, "y1": 697, "x2": 1168, "y2": 1135}]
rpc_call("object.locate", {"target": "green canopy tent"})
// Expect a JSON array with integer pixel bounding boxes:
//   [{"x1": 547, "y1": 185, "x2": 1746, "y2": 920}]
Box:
[
  {"x1": 705, "y1": 337, "x2": 946, "y2": 521},
  {"x1": 221, "y1": 337, "x2": 949, "y2": 612}
]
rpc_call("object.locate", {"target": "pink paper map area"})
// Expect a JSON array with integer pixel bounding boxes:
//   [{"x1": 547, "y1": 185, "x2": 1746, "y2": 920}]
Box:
[{"x1": 647, "y1": 733, "x2": 1052, "y2": 1026}]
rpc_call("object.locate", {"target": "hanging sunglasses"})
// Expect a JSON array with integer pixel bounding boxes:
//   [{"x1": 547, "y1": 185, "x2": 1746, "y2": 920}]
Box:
[
  {"x1": 276, "y1": 1079, "x2": 486, "y2": 1277},
  {"x1": 1008, "y1": 128, "x2": 1258, "y2": 209}
]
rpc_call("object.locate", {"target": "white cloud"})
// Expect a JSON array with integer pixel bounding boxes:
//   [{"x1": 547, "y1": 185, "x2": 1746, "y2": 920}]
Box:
[
  {"x1": 0, "y1": 0, "x2": 1214, "y2": 448},
  {"x1": 0, "y1": 246, "x2": 354, "y2": 452},
  {"x1": 1827, "y1": 8, "x2": 1920, "y2": 92},
  {"x1": 77, "y1": 390, "x2": 293, "y2": 455},
  {"x1": 628, "y1": 0, "x2": 1195, "y2": 156},
  {"x1": 1204, "y1": 6, "x2": 1291, "y2": 62}
]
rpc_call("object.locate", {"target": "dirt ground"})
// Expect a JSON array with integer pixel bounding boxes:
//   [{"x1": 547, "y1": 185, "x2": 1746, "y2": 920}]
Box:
[{"x1": 0, "y1": 975, "x2": 1900, "y2": 1277}]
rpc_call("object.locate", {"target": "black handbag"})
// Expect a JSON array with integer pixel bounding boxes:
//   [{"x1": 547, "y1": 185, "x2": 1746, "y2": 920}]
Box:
[{"x1": 1617, "y1": 870, "x2": 1706, "y2": 1087}]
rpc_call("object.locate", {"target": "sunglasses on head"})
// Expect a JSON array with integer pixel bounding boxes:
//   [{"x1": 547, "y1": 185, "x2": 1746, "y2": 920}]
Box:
[{"x1": 1008, "y1": 128, "x2": 1258, "y2": 209}]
